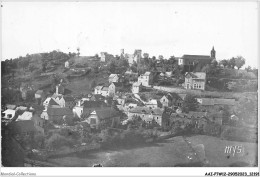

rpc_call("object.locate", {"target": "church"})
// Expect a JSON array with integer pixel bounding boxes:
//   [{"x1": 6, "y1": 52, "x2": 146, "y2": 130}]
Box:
[{"x1": 178, "y1": 47, "x2": 216, "y2": 70}]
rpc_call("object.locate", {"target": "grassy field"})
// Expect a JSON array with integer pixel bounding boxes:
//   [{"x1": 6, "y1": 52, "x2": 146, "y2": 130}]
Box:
[{"x1": 47, "y1": 135, "x2": 257, "y2": 167}]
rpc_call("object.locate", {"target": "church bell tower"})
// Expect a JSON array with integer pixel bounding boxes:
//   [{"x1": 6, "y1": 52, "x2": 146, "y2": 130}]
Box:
[{"x1": 211, "y1": 46, "x2": 216, "y2": 59}]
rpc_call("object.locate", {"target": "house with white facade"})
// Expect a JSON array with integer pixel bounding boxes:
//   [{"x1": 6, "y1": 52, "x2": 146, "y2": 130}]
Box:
[
  {"x1": 65, "y1": 61, "x2": 69, "y2": 68},
  {"x1": 132, "y1": 82, "x2": 142, "y2": 94},
  {"x1": 160, "y1": 95, "x2": 173, "y2": 108},
  {"x1": 109, "y1": 74, "x2": 119, "y2": 83},
  {"x1": 145, "y1": 99, "x2": 159, "y2": 109},
  {"x1": 138, "y1": 71, "x2": 153, "y2": 87},
  {"x1": 128, "y1": 107, "x2": 164, "y2": 126},
  {"x1": 2, "y1": 109, "x2": 16, "y2": 120},
  {"x1": 94, "y1": 83, "x2": 116, "y2": 97},
  {"x1": 82, "y1": 108, "x2": 120, "y2": 129},
  {"x1": 184, "y1": 72, "x2": 206, "y2": 90}
]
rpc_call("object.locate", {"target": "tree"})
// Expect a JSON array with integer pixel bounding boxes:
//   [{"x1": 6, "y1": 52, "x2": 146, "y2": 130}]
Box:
[
  {"x1": 108, "y1": 60, "x2": 116, "y2": 73},
  {"x1": 211, "y1": 59, "x2": 218, "y2": 68},
  {"x1": 245, "y1": 66, "x2": 252, "y2": 72},
  {"x1": 158, "y1": 55, "x2": 164, "y2": 60},
  {"x1": 42, "y1": 62, "x2": 47, "y2": 72},
  {"x1": 29, "y1": 64, "x2": 37, "y2": 72},
  {"x1": 143, "y1": 53, "x2": 149, "y2": 59},
  {"x1": 181, "y1": 94, "x2": 199, "y2": 113},
  {"x1": 90, "y1": 80, "x2": 96, "y2": 90},
  {"x1": 201, "y1": 64, "x2": 211, "y2": 74},
  {"x1": 117, "y1": 59, "x2": 129, "y2": 70},
  {"x1": 130, "y1": 61, "x2": 138, "y2": 73},
  {"x1": 77, "y1": 47, "x2": 80, "y2": 57},
  {"x1": 234, "y1": 56, "x2": 245, "y2": 70},
  {"x1": 227, "y1": 57, "x2": 236, "y2": 69}
]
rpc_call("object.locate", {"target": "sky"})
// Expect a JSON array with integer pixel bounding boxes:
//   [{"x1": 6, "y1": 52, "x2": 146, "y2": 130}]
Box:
[{"x1": 1, "y1": 1, "x2": 259, "y2": 68}]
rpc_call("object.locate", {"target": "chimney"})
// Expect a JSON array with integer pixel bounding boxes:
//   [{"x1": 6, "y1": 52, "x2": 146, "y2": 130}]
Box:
[{"x1": 56, "y1": 85, "x2": 59, "y2": 95}]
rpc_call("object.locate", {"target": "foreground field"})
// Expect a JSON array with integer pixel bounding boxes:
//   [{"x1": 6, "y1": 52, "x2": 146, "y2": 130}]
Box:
[{"x1": 47, "y1": 135, "x2": 257, "y2": 167}]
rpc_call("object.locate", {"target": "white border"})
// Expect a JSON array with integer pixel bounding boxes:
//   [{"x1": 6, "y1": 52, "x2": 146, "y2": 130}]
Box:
[{"x1": 0, "y1": 0, "x2": 259, "y2": 176}]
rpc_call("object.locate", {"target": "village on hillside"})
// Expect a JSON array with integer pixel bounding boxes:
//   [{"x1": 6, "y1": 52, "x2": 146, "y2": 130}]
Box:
[{"x1": 1, "y1": 47, "x2": 258, "y2": 167}]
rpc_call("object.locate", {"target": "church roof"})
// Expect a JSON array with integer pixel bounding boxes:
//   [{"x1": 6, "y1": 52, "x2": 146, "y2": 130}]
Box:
[{"x1": 181, "y1": 55, "x2": 212, "y2": 60}]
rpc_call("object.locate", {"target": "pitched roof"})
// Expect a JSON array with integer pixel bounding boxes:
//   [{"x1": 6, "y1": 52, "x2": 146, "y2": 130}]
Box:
[
  {"x1": 161, "y1": 95, "x2": 173, "y2": 101},
  {"x1": 95, "y1": 86, "x2": 103, "y2": 90},
  {"x1": 109, "y1": 74, "x2": 118, "y2": 79},
  {"x1": 83, "y1": 101, "x2": 107, "y2": 108},
  {"x1": 181, "y1": 55, "x2": 212, "y2": 60},
  {"x1": 186, "y1": 72, "x2": 206, "y2": 80},
  {"x1": 101, "y1": 86, "x2": 109, "y2": 91},
  {"x1": 3, "y1": 109, "x2": 16, "y2": 118},
  {"x1": 44, "y1": 97, "x2": 59, "y2": 106},
  {"x1": 35, "y1": 90, "x2": 44, "y2": 95},
  {"x1": 129, "y1": 107, "x2": 163, "y2": 115},
  {"x1": 147, "y1": 99, "x2": 158, "y2": 105},
  {"x1": 178, "y1": 94, "x2": 187, "y2": 100},
  {"x1": 143, "y1": 71, "x2": 151, "y2": 76},
  {"x1": 133, "y1": 82, "x2": 142, "y2": 87},
  {"x1": 15, "y1": 106, "x2": 28, "y2": 111},
  {"x1": 16, "y1": 111, "x2": 33, "y2": 121},
  {"x1": 6, "y1": 104, "x2": 17, "y2": 110},
  {"x1": 92, "y1": 94, "x2": 105, "y2": 100},
  {"x1": 63, "y1": 96, "x2": 75, "y2": 102},
  {"x1": 92, "y1": 108, "x2": 120, "y2": 120},
  {"x1": 47, "y1": 107, "x2": 73, "y2": 116},
  {"x1": 7, "y1": 120, "x2": 36, "y2": 134}
]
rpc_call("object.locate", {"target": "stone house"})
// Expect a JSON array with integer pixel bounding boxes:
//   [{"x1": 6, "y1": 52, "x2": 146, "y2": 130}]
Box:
[
  {"x1": 138, "y1": 71, "x2": 153, "y2": 87},
  {"x1": 145, "y1": 99, "x2": 160, "y2": 109},
  {"x1": 94, "y1": 83, "x2": 117, "y2": 97},
  {"x1": 109, "y1": 74, "x2": 120, "y2": 83},
  {"x1": 73, "y1": 100, "x2": 107, "y2": 119},
  {"x1": 160, "y1": 95, "x2": 173, "y2": 108},
  {"x1": 82, "y1": 107, "x2": 120, "y2": 129},
  {"x1": 132, "y1": 82, "x2": 142, "y2": 94},
  {"x1": 128, "y1": 106, "x2": 165, "y2": 126},
  {"x1": 40, "y1": 107, "x2": 73, "y2": 124},
  {"x1": 184, "y1": 72, "x2": 206, "y2": 90},
  {"x1": 124, "y1": 70, "x2": 138, "y2": 83}
]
